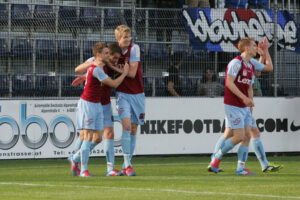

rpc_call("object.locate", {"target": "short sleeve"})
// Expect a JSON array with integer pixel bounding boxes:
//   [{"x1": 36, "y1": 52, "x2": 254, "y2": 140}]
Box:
[
  {"x1": 250, "y1": 58, "x2": 264, "y2": 71},
  {"x1": 227, "y1": 59, "x2": 242, "y2": 78},
  {"x1": 85, "y1": 57, "x2": 95, "y2": 62},
  {"x1": 129, "y1": 44, "x2": 141, "y2": 63},
  {"x1": 92, "y1": 67, "x2": 108, "y2": 82}
]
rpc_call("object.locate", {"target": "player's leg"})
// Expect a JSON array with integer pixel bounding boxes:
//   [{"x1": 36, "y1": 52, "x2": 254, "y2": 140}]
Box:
[
  {"x1": 251, "y1": 126, "x2": 282, "y2": 172},
  {"x1": 210, "y1": 105, "x2": 245, "y2": 173},
  {"x1": 104, "y1": 127, "x2": 121, "y2": 176},
  {"x1": 116, "y1": 92, "x2": 134, "y2": 175},
  {"x1": 236, "y1": 126, "x2": 255, "y2": 175},
  {"x1": 68, "y1": 130, "x2": 84, "y2": 176},
  {"x1": 208, "y1": 127, "x2": 233, "y2": 172},
  {"x1": 79, "y1": 129, "x2": 94, "y2": 177}
]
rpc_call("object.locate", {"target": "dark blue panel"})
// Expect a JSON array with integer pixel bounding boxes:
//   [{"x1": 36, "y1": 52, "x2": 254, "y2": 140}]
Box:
[
  {"x1": 58, "y1": 40, "x2": 80, "y2": 59},
  {"x1": 36, "y1": 40, "x2": 56, "y2": 59},
  {"x1": 12, "y1": 39, "x2": 32, "y2": 58},
  {"x1": 80, "y1": 7, "x2": 101, "y2": 26},
  {"x1": 34, "y1": 5, "x2": 55, "y2": 25},
  {"x1": 11, "y1": 4, "x2": 32, "y2": 24}
]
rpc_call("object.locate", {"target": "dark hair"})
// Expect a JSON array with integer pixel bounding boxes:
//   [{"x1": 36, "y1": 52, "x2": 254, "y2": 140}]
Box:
[
  {"x1": 107, "y1": 43, "x2": 122, "y2": 55},
  {"x1": 171, "y1": 52, "x2": 183, "y2": 65}
]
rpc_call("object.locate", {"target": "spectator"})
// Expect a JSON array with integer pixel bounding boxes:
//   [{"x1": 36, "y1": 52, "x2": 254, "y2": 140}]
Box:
[
  {"x1": 224, "y1": 0, "x2": 247, "y2": 8},
  {"x1": 197, "y1": 68, "x2": 224, "y2": 97},
  {"x1": 165, "y1": 52, "x2": 183, "y2": 96},
  {"x1": 248, "y1": 0, "x2": 269, "y2": 9},
  {"x1": 187, "y1": 0, "x2": 210, "y2": 8},
  {"x1": 253, "y1": 71, "x2": 263, "y2": 96}
]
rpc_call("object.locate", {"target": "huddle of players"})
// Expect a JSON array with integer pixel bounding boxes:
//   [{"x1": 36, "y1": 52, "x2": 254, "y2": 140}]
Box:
[
  {"x1": 68, "y1": 25, "x2": 145, "y2": 177},
  {"x1": 68, "y1": 23, "x2": 281, "y2": 177}
]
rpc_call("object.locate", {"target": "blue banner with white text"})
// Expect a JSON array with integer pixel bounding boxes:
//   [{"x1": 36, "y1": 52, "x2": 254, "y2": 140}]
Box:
[{"x1": 183, "y1": 8, "x2": 300, "y2": 53}]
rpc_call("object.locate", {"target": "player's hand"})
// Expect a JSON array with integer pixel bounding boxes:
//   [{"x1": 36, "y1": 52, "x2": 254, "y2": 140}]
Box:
[
  {"x1": 72, "y1": 75, "x2": 86, "y2": 86},
  {"x1": 257, "y1": 46, "x2": 265, "y2": 57},
  {"x1": 123, "y1": 63, "x2": 129, "y2": 75},
  {"x1": 250, "y1": 106, "x2": 253, "y2": 114},
  {"x1": 242, "y1": 97, "x2": 254, "y2": 107},
  {"x1": 261, "y1": 37, "x2": 269, "y2": 51}
]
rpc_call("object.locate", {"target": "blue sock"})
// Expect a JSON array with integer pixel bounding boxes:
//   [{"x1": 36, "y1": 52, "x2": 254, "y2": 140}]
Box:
[
  {"x1": 72, "y1": 141, "x2": 98, "y2": 163},
  {"x1": 72, "y1": 150, "x2": 81, "y2": 163},
  {"x1": 122, "y1": 130, "x2": 131, "y2": 168},
  {"x1": 73, "y1": 138, "x2": 83, "y2": 153},
  {"x1": 90, "y1": 141, "x2": 98, "y2": 151},
  {"x1": 130, "y1": 135, "x2": 136, "y2": 160},
  {"x1": 252, "y1": 137, "x2": 268, "y2": 170},
  {"x1": 237, "y1": 145, "x2": 248, "y2": 172},
  {"x1": 80, "y1": 140, "x2": 91, "y2": 173},
  {"x1": 215, "y1": 139, "x2": 234, "y2": 160},
  {"x1": 213, "y1": 135, "x2": 226, "y2": 154},
  {"x1": 104, "y1": 139, "x2": 115, "y2": 172}
]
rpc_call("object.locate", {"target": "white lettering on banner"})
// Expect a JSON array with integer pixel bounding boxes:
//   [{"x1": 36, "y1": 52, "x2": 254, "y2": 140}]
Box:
[
  {"x1": 183, "y1": 9, "x2": 298, "y2": 50},
  {"x1": 237, "y1": 76, "x2": 251, "y2": 85}
]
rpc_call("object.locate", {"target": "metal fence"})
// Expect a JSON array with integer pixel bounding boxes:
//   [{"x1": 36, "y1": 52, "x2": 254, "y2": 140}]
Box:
[{"x1": 0, "y1": 0, "x2": 299, "y2": 98}]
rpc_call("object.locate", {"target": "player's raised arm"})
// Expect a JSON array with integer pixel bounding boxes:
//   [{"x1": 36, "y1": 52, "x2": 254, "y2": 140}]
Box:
[
  {"x1": 75, "y1": 59, "x2": 104, "y2": 74},
  {"x1": 101, "y1": 63, "x2": 129, "y2": 88},
  {"x1": 259, "y1": 37, "x2": 273, "y2": 72}
]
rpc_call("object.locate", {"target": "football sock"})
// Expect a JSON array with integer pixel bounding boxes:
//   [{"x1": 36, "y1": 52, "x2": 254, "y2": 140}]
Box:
[
  {"x1": 73, "y1": 138, "x2": 83, "y2": 154},
  {"x1": 214, "y1": 139, "x2": 234, "y2": 160},
  {"x1": 89, "y1": 141, "x2": 98, "y2": 151},
  {"x1": 252, "y1": 137, "x2": 269, "y2": 170},
  {"x1": 130, "y1": 135, "x2": 136, "y2": 160},
  {"x1": 122, "y1": 130, "x2": 131, "y2": 168},
  {"x1": 237, "y1": 145, "x2": 248, "y2": 172},
  {"x1": 80, "y1": 140, "x2": 91, "y2": 173},
  {"x1": 104, "y1": 139, "x2": 115, "y2": 172},
  {"x1": 213, "y1": 135, "x2": 226, "y2": 154}
]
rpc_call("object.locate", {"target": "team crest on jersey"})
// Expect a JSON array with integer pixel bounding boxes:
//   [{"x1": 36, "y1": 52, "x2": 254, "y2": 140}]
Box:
[
  {"x1": 233, "y1": 118, "x2": 241, "y2": 125},
  {"x1": 243, "y1": 69, "x2": 247, "y2": 76}
]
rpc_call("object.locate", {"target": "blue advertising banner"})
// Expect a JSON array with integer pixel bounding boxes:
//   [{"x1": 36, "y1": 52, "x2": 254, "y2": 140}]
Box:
[{"x1": 183, "y1": 8, "x2": 300, "y2": 53}]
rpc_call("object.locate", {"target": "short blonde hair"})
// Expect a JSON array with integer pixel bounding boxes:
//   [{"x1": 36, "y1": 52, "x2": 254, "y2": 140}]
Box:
[
  {"x1": 238, "y1": 37, "x2": 255, "y2": 53},
  {"x1": 114, "y1": 25, "x2": 131, "y2": 39},
  {"x1": 92, "y1": 42, "x2": 107, "y2": 57}
]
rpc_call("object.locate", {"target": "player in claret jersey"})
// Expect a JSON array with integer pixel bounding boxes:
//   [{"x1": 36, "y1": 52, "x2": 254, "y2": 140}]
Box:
[
  {"x1": 114, "y1": 25, "x2": 145, "y2": 176},
  {"x1": 69, "y1": 43, "x2": 125, "y2": 176},
  {"x1": 208, "y1": 37, "x2": 281, "y2": 174},
  {"x1": 70, "y1": 42, "x2": 128, "y2": 177},
  {"x1": 209, "y1": 37, "x2": 273, "y2": 175}
]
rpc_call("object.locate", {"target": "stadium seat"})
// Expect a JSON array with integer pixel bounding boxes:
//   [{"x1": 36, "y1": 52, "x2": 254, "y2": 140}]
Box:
[
  {"x1": 83, "y1": 40, "x2": 97, "y2": 60},
  {"x1": 155, "y1": 77, "x2": 166, "y2": 96},
  {"x1": 0, "y1": 75, "x2": 9, "y2": 95},
  {"x1": 143, "y1": 77, "x2": 153, "y2": 96},
  {"x1": 36, "y1": 75, "x2": 58, "y2": 96},
  {"x1": 80, "y1": 7, "x2": 101, "y2": 26},
  {"x1": 36, "y1": 39, "x2": 56, "y2": 59},
  {"x1": 0, "y1": 4, "x2": 8, "y2": 25},
  {"x1": 11, "y1": 4, "x2": 32, "y2": 25},
  {"x1": 11, "y1": 39, "x2": 32, "y2": 58},
  {"x1": 58, "y1": 6, "x2": 79, "y2": 28},
  {"x1": 104, "y1": 8, "x2": 121, "y2": 27},
  {"x1": 33, "y1": 5, "x2": 55, "y2": 26},
  {"x1": 58, "y1": 40, "x2": 80, "y2": 59},
  {"x1": 148, "y1": 43, "x2": 169, "y2": 60},
  {"x1": 181, "y1": 77, "x2": 197, "y2": 96},
  {"x1": 61, "y1": 75, "x2": 83, "y2": 96},
  {"x1": 12, "y1": 75, "x2": 35, "y2": 95},
  {"x1": 124, "y1": 9, "x2": 145, "y2": 28},
  {"x1": 0, "y1": 39, "x2": 9, "y2": 57}
]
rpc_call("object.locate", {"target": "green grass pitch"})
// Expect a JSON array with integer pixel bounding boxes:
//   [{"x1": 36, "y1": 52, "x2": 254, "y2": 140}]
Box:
[{"x1": 0, "y1": 155, "x2": 299, "y2": 200}]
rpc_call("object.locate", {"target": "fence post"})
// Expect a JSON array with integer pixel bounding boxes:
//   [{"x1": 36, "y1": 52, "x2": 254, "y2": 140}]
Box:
[
  {"x1": 273, "y1": 0, "x2": 278, "y2": 97},
  {"x1": 131, "y1": 0, "x2": 136, "y2": 42}
]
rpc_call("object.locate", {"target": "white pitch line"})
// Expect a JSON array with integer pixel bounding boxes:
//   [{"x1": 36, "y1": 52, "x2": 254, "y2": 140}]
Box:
[{"x1": 0, "y1": 182, "x2": 300, "y2": 199}]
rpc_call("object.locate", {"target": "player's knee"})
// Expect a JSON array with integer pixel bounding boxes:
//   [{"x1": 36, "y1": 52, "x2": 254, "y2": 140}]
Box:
[
  {"x1": 104, "y1": 131, "x2": 114, "y2": 139},
  {"x1": 251, "y1": 127, "x2": 260, "y2": 138},
  {"x1": 123, "y1": 124, "x2": 131, "y2": 131}
]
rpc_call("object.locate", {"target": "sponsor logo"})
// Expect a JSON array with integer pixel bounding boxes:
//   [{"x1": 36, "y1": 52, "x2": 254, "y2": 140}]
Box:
[
  {"x1": 243, "y1": 69, "x2": 247, "y2": 76},
  {"x1": 237, "y1": 76, "x2": 251, "y2": 85},
  {"x1": 290, "y1": 121, "x2": 300, "y2": 131},
  {"x1": 233, "y1": 118, "x2": 241, "y2": 125}
]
